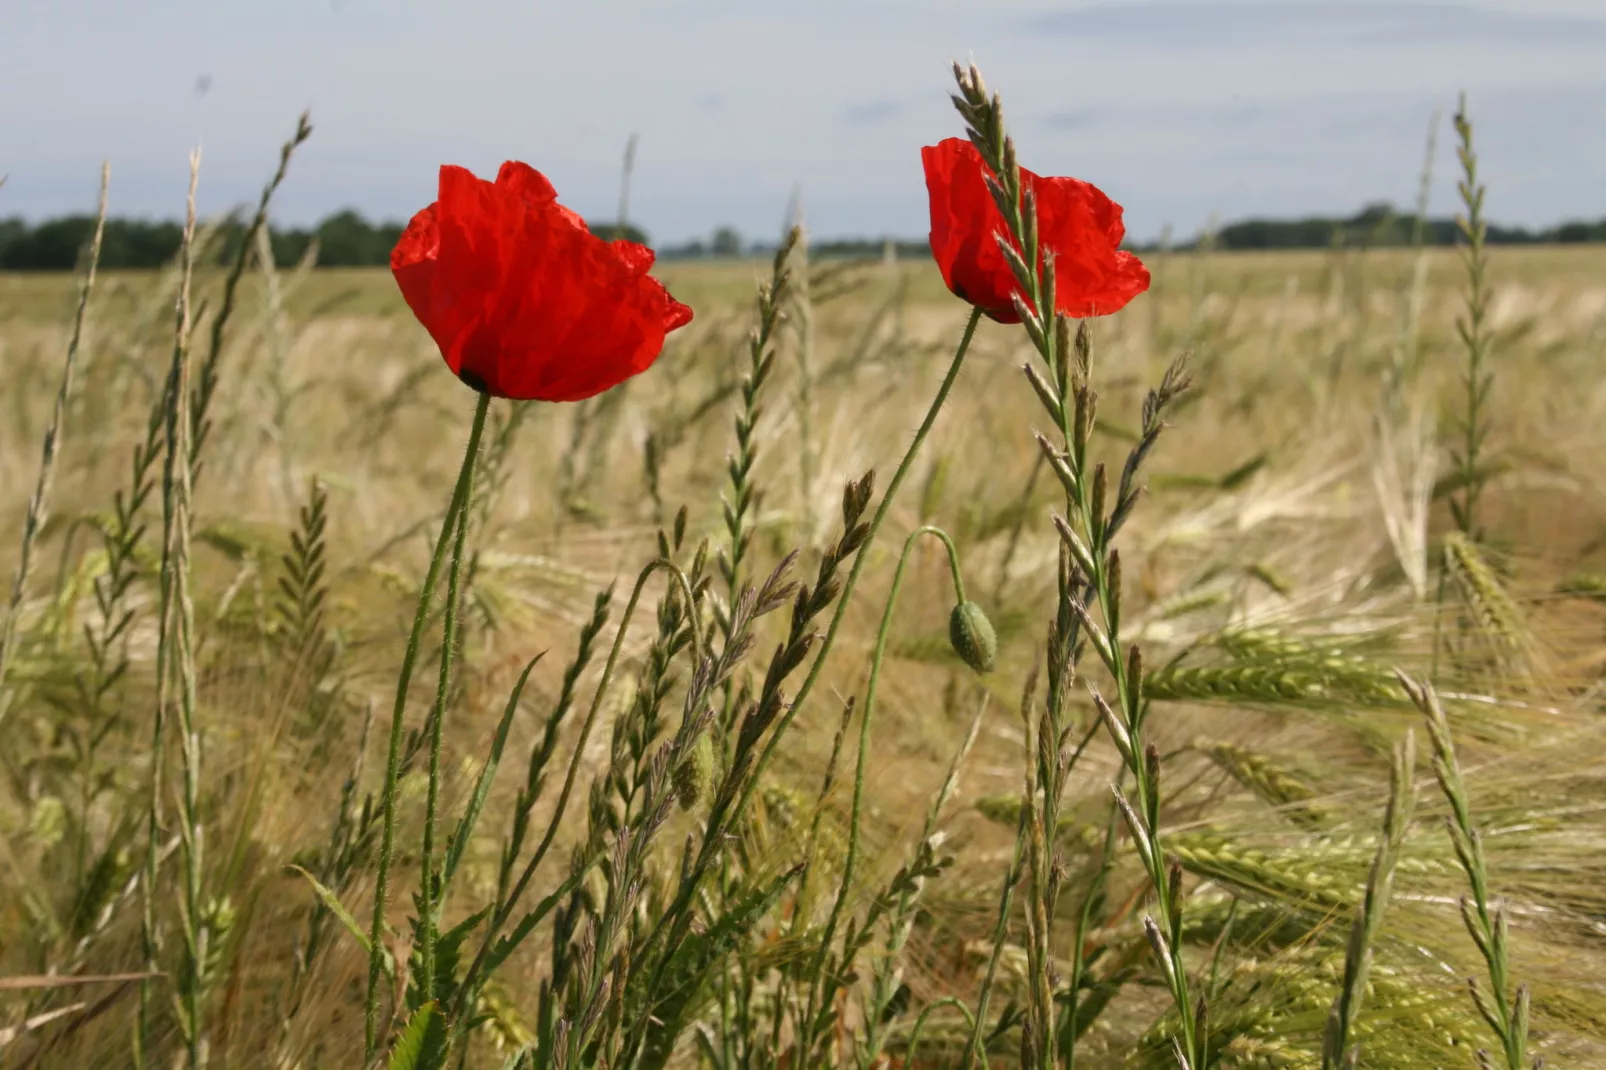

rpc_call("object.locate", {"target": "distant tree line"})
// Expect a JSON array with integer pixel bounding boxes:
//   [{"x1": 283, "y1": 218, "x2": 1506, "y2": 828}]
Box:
[
  {"x1": 1194, "y1": 202, "x2": 1606, "y2": 252},
  {"x1": 1, "y1": 202, "x2": 1603, "y2": 271},
  {"x1": 0, "y1": 210, "x2": 652, "y2": 271}
]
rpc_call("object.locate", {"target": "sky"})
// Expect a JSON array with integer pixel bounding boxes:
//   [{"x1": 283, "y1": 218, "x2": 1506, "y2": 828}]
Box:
[{"x1": 2, "y1": 0, "x2": 1603, "y2": 245}]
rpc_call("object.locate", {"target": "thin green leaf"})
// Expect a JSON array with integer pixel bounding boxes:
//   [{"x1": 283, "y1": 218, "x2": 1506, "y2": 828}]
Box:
[
  {"x1": 482, "y1": 857, "x2": 600, "y2": 979},
  {"x1": 443, "y1": 653, "x2": 544, "y2": 888},
  {"x1": 286, "y1": 863, "x2": 389, "y2": 973}
]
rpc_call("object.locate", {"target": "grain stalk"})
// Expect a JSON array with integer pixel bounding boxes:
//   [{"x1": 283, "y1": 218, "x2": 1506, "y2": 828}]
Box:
[
  {"x1": 455, "y1": 556, "x2": 706, "y2": 1049},
  {"x1": 189, "y1": 113, "x2": 313, "y2": 489},
  {"x1": 717, "y1": 229, "x2": 799, "y2": 724},
  {"x1": 616, "y1": 280, "x2": 980, "y2": 1010},
  {"x1": 703, "y1": 234, "x2": 797, "y2": 1067},
  {"x1": 137, "y1": 149, "x2": 206, "y2": 1070},
  {"x1": 946, "y1": 61, "x2": 1197, "y2": 1067},
  {"x1": 1398, "y1": 672, "x2": 1539, "y2": 1070},
  {"x1": 0, "y1": 164, "x2": 107, "y2": 722},
  {"x1": 787, "y1": 206, "x2": 818, "y2": 538},
  {"x1": 1448, "y1": 95, "x2": 1493, "y2": 541},
  {"x1": 1321, "y1": 731, "x2": 1416, "y2": 1069},
  {"x1": 735, "y1": 305, "x2": 981, "y2": 823},
  {"x1": 274, "y1": 477, "x2": 334, "y2": 692},
  {"x1": 1384, "y1": 109, "x2": 1440, "y2": 414}
]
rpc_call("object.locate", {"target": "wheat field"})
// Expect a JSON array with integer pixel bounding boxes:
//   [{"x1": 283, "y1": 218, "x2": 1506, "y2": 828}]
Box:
[{"x1": 2, "y1": 124, "x2": 1606, "y2": 1069}]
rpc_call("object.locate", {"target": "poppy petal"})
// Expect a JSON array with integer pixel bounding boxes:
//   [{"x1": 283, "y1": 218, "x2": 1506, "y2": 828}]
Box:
[
  {"x1": 494, "y1": 160, "x2": 559, "y2": 209},
  {"x1": 390, "y1": 160, "x2": 693, "y2": 402},
  {"x1": 610, "y1": 240, "x2": 656, "y2": 277},
  {"x1": 922, "y1": 137, "x2": 1147, "y2": 323},
  {"x1": 664, "y1": 294, "x2": 694, "y2": 332}
]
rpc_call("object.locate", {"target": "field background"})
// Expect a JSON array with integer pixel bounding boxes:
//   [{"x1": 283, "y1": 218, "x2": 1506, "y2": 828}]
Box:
[{"x1": 3, "y1": 241, "x2": 1606, "y2": 1066}]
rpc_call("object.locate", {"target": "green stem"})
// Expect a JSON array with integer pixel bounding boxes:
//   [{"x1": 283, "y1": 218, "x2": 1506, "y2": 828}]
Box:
[
  {"x1": 960, "y1": 810, "x2": 1028, "y2": 1070},
  {"x1": 416, "y1": 391, "x2": 485, "y2": 1004},
  {"x1": 365, "y1": 390, "x2": 490, "y2": 1059},
  {"x1": 449, "y1": 558, "x2": 698, "y2": 1022},
  {"x1": 739, "y1": 306, "x2": 982, "y2": 827},
  {"x1": 905, "y1": 997, "x2": 976, "y2": 1068},
  {"x1": 619, "y1": 306, "x2": 983, "y2": 1068},
  {"x1": 808, "y1": 525, "x2": 965, "y2": 1035}
]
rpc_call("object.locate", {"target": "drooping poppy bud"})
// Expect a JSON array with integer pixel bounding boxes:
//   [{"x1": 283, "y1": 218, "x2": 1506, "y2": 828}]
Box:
[{"x1": 949, "y1": 600, "x2": 998, "y2": 675}]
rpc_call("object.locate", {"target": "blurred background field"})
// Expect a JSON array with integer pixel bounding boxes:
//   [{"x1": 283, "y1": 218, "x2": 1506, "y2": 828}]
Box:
[{"x1": 3, "y1": 229, "x2": 1606, "y2": 1064}]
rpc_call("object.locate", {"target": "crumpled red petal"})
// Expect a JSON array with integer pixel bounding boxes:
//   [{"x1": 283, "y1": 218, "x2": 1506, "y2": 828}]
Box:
[
  {"x1": 391, "y1": 161, "x2": 694, "y2": 401},
  {"x1": 922, "y1": 137, "x2": 1149, "y2": 322}
]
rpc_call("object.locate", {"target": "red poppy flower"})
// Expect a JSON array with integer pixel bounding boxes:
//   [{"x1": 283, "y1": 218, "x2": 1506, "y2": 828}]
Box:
[
  {"x1": 921, "y1": 137, "x2": 1149, "y2": 323},
  {"x1": 391, "y1": 161, "x2": 693, "y2": 401}
]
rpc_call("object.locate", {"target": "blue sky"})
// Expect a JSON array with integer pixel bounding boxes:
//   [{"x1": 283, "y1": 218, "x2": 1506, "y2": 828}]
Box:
[{"x1": 2, "y1": 0, "x2": 1603, "y2": 244}]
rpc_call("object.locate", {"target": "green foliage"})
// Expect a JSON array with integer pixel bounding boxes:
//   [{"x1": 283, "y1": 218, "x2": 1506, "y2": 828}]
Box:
[{"x1": 388, "y1": 1002, "x2": 452, "y2": 1070}]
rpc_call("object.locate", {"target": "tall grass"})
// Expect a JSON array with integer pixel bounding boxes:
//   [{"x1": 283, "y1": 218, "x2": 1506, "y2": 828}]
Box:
[{"x1": 1, "y1": 64, "x2": 1604, "y2": 1070}]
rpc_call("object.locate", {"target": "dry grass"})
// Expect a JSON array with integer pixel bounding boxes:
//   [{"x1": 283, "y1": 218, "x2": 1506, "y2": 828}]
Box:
[{"x1": 2, "y1": 232, "x2": 1606, "y2": 1067}]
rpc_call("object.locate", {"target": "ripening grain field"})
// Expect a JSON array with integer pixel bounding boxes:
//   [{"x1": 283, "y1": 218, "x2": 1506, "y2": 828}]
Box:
[{"x1": 3, "y1": 140, "x2": 1606, "y2": 1068}]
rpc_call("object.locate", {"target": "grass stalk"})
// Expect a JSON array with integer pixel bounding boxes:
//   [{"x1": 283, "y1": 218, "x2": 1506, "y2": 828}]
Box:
[
  {"x1": 1321, "y1": 731, "x2": 1416, "y2": 1069},
  {"x1": 0, "y1": 162, "x2": 109, "y2": 726},
  {"x1": 804, "y1": 525, "x2": 972, "y2": 1048},
  {"x1": 947, "y1": 60, "x2": 1198, "y2": 1065},
  {"x1": 142, "y1": 148, "x2": 204, "y2": 1070},
  {"x1": 1448, "y1": 95, "x2": 1492, "y2": 541},
  {"x1": 134, "y1": 152, "x2": 201, "y2": 1070},
  {"x1": 1399, "y1": 672, "x2": 1535, "y2": 1070},
  {"x1": 738, "y1": 305, "x2": 982, "y2": 820}
]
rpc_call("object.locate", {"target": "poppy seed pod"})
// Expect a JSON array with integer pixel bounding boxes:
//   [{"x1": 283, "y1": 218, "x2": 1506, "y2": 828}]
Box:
[
  {"x1": 674, "y1": 733, "x2": 716, "y2": 812},
  {"x1": 949, "y1": 600, "x2": 998, "y2": 675}
]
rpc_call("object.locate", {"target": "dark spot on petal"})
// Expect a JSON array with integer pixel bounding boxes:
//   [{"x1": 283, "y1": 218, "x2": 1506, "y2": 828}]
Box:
[
  {"x1": 952, "y1": 282, "x2": 969, "y2": 302},
  {"x1": 458, "y1": 367, "x2": 490, "y2": 394}
]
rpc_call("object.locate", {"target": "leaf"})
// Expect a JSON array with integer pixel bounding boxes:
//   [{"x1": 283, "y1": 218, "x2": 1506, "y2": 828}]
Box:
[
  {"x1": 285, "y1": 864, "x2": 393, "y2": 979},
  {"x1": 407, "y1": 905, "x2": 489, "y2": 1011},
  {"x1": 1219, "y1": 451, "x2": 1270, "y2": 490},
  {"x1": 482, "y1": 858, "x2": 599, "y2": 979},
  {"x1": 637, "y1": 863, "x2": 803, "y2": 1070},
  {"x1": 387, "y1": 1001, "x2": 451, "y2": 1070},
  {"x1": 443, "y1": 654, "x2": 543, "y2": 889}
]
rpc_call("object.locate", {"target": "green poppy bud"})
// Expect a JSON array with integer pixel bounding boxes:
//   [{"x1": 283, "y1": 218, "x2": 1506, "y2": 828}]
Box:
[
  {"x1": 949, "y1": 600, "x2": 998, "y2": 674},
  {"x1": 674, "y1": 733, "x2": 716, "y2": 812}
]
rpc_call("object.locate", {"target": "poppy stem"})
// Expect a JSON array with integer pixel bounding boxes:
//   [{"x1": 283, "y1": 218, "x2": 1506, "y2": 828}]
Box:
[
  {"x1": 364, "y1": 390, "x2": 490, "y2": 1060},
  {"x1": 806, "y1": 524, "x2": 966, "y2": 1052},
  {"x1": 417, "y1": 389, "x2": 486, "y2": 1010},
  {"x1": 740, "y1": 306, "x2": 982, "y2": 832},
  {"x1": 616, "y1": 308, "x2": 983, "y2": 1067}
]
